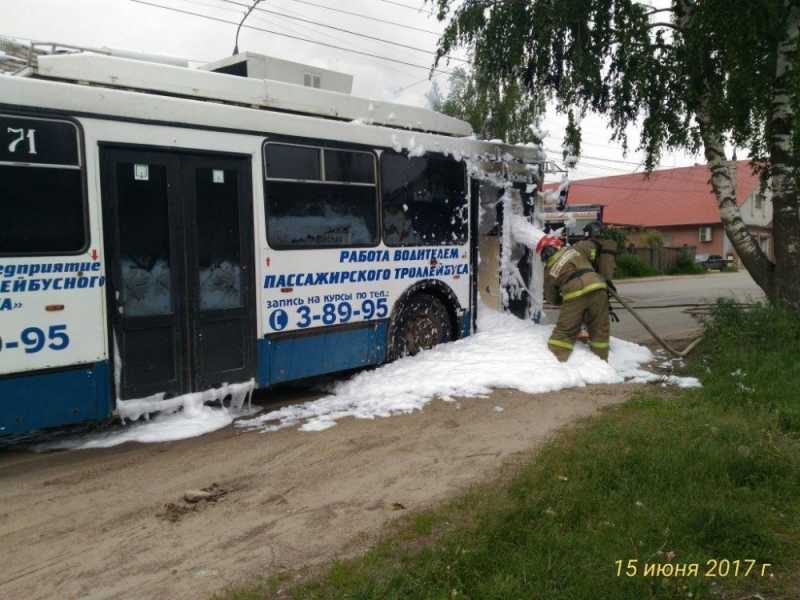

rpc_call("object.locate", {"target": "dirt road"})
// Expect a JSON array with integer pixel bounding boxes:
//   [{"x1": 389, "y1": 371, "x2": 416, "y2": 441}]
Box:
[{"x1": 0, "y1": 384, "x2": 641, "y2": 600}]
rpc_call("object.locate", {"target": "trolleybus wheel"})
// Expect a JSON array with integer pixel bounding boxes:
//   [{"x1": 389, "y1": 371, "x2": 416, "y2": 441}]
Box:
[{"x1": 389, "y1": 293, "x2": 453, "y2": 359}]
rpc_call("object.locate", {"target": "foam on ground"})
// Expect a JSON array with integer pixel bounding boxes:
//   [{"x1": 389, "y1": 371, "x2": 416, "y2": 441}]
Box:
[
  {"x1": 35, "y1": 381, "x2": 256, "y2": 451},
  {"x1": 236, "y1": 307, "x2": 700, "y2": 434},
  {"x1": 37, "y1": 308, "x2": 699, "y2": 448}
]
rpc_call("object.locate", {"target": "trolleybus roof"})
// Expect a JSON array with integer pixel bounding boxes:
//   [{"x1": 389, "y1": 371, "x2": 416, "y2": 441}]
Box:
[
  {"x1": 6, "y1": 51, "x2": 544, "y2": 172},
  {"x1": 35, "y1": 53, "x2": 471, "y2": 137}
]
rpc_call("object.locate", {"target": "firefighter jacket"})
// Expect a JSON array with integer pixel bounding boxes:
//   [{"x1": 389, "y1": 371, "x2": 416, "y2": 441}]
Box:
[
  {"x1": 543, "y1": 247, "x2": 608, "y2": 305},
  {"x1": 573, "y1": 238, "x2": 617, "y2": 281}
]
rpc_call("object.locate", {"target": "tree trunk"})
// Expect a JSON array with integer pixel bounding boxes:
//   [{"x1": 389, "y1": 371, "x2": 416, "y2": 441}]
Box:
[
  {"x1": 768, "y1": 1, "x2": 800, "y2": 312},
  {"x1": 698, "y1": 118, "x2": 776, "y2": 298},
  {"x1": 679, "y1": 0, "x2": 777, "y2": 300}
]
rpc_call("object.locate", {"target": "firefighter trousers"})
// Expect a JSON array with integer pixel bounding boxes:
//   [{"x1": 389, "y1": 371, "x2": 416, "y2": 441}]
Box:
[{"x1": 548, "y1": 289, "x2": 610, "y2": 362}]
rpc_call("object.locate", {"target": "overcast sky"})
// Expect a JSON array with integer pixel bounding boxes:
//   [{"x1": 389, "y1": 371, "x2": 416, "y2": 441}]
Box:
[{"x1": 3, "y1": 0, "x2": 702, "y2": 181}]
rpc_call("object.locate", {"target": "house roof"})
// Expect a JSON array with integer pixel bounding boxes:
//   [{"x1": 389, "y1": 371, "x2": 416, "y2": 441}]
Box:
[{"x1": 547, "y1": 161, "x2": 760, "y2": 227}]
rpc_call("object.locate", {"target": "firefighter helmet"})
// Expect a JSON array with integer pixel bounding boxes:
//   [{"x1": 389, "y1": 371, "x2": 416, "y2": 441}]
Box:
[{"x1": 535, "y1": 235, "x2": 562, "y2": 257}]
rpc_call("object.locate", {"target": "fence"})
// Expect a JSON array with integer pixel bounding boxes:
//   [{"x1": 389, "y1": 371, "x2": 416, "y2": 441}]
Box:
[{"x1": 623, "y1": 245, "x2": 697, "y2": 273}]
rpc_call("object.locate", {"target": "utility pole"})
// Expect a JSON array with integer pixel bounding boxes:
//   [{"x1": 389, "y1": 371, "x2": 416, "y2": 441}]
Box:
[{"x1": 233, "y1": 0, "x2": 263, "y2": 55}]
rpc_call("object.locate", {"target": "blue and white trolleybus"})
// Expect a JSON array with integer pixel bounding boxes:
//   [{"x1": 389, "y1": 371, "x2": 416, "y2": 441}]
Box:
[{"x1": 0, "y1": 48, "x2": 543, "y2": 434}]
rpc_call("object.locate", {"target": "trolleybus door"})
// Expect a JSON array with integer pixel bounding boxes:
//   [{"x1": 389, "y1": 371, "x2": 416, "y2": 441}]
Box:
[
  {"x1": 182, "y1": 155, "x2": 255, "y2": 392},
  {"x1": 101, "y1": 148, "x2": 255, "y2": 401}
]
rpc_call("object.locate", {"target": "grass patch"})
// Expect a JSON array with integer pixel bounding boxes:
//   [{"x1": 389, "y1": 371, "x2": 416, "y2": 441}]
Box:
[
  {"x1": 219, "y1": 302, "x2": 800, "y2": 600},
  {"x1": 616, "y1": 253, "x2": 661, "y2": 278}
]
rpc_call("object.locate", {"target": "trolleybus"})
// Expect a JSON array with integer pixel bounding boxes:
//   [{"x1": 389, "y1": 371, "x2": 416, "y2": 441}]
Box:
[{"x1": 0, "y1": 48, "x2": 543, "y2": 434}]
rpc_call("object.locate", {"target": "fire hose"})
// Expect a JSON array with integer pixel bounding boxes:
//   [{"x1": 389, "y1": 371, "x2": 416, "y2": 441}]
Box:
[{"x1": 607, "y1": 288, "x2": 704, "y2": 358}]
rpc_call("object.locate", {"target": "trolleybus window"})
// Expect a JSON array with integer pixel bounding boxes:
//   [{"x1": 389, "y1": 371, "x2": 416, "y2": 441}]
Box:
[
  {"x1": 117, "y1": 162, "x2": 173, "y2": 317},
  {"x1": 0, "y1": 115, "x2": 85, "y2": 255},
  {"x1": 381, "y1": 152, "x2": 467, "y2": 247},
  {"x1": 324, "y1": 149, "x2": 374, "y2": 184},
  {"x1": 196, "y1": 167, "x2": 243, "y2": 310},
  {"x1": 264, "y1": 143, "x2": 378, "y2": 249},
  {"x1": 265, "y1": 143, "x2": 321, "y2": 181}
]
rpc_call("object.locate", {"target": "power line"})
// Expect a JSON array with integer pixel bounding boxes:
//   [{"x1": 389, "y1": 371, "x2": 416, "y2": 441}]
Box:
[
  {"x1": 544, "y1": 152, "x2": 641, "y2": 174},
  {"x1": 254, "y1": 3, "x2": 461, "y2": 97},
  {"x1": 550, "y1": 136, "x2": 636, "y2": 152},
  {"x1": 573, "y1": 161, "x2": 635, "y2": 173},
  {"x1": 553, "y1": 160, "x2": 637, "y2": 175},
  {"x1": 568, "y1": 180, "x2": 714, "y2": 194},
  {"x1": 215, "y1": 0, "x2": 467, "y2": 62},
  {"x1": 129, "y1": 0, "x2": 454, "y2": 75},
  {"x1": 374, "y1": 0, "x2": 432, "y2": 12},
  {"x1": 146, "y1": 0, "x2": 442, "y2": 86},
  {"x1": 176, "y1": 0, "x2": 242, "y2": 14},
  {"x1": 256, "y1": 10, "x2": 430, "y2": 80},
  {"x1": 394, "y1": 71, "x2": 450, "y2": 93},
  {"x1": 544, "y1": 147, "x2": 643, "y2": 166},
  {"x1": 271, "y1": 0, "x2": 441, "y2": 35}
]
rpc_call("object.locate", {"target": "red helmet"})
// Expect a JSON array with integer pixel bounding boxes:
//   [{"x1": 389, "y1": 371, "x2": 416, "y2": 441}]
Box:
[{"x1": 535, "y1": 235, "x2": 563, "y2": 255}]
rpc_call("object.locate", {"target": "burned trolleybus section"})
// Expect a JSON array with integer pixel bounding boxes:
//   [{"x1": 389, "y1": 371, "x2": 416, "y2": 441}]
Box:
[{"x1": 0, "y1": 49, "x2": 543, "y2": 434}]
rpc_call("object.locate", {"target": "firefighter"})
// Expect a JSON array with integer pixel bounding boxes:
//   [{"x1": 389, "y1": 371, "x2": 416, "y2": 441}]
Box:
[
  {"x1": 574, "y1": 220, "x2": 621, "y2": 327},
  {"x1": 573, "y1": 221, "x2": 618, "y2": 289},
  {"x1": 537, "y1": 235, "x2": 611, "y2": 362}
]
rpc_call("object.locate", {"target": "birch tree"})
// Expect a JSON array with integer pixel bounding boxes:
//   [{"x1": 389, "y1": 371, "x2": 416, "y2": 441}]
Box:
[
  {"x1": 431, "y1": 0, "x2": 800, "y2": 311},
  {"x1": 429, "y1": 67, "x2": 545, "y2": 143}
]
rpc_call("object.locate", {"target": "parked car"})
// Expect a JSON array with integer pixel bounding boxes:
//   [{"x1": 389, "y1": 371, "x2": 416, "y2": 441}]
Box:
[{"x1": 700, "y1": 254, "x2": 733, "y2": 270}]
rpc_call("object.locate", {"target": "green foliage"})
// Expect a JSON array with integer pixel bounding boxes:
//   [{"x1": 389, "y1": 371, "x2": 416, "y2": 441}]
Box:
[
  {"x1": 428, "y1": 0, "x2": 798, "y2": 174},
  {"x1": 427, "y1": 0, "x2": 800, "y2": 312},
  {"x1": 699, "y1": 301, "x2": 800, "y2": 418},
  {"x1": 429, "y1": 67, "x2": 544, "y2": 144},
  {"x1": 668, "y1": 249, "x2": 706, "y2": 275},
  {"x1": 601, "y1": 227, "x2": 628, "y2": 253},
  {"x1": 640, "y1": 229, "x2": 664, "y2": 249},
  {"x1": 616, "y1": 253, "x2": 660, "y2": 278}
]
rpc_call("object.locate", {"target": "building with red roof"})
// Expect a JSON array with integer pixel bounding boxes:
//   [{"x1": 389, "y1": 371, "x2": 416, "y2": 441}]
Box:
[{"x1": 551, "y1": 161, "x2": 773, "y2": 262}]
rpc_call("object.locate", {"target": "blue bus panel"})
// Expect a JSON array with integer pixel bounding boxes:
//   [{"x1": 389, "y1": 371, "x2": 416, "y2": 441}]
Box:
[{"x1": 0, "y1": 362, "x2": 112, "y2": 435}]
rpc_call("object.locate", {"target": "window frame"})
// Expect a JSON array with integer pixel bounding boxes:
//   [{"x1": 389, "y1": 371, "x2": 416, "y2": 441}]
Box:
[
  {"x1": 263, "y1": 139, "x2": 380, "y2": 250},
  {"x1": 379, "y1": 150, "x2": 469, "y2": 248},
  {"x1": 0, "y1": 112, "x2": 90, "y2": 258},
  {"x1": 303, "y1": 73, "x2": 321, "y2": 89},
  {"x1": 264, "y1": 142, "x2": 322, "y2": 182}
]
